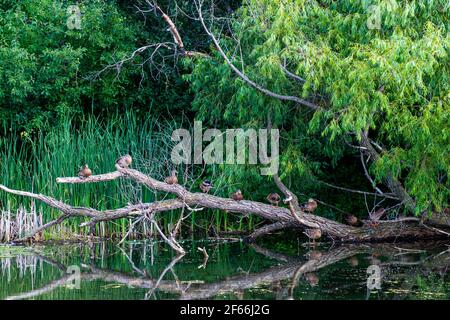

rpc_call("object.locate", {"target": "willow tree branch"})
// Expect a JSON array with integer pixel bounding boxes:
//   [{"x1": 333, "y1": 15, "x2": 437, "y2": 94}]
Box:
[
  {"x1": 317, "y1": 180, "x2": 400, "y2": 200},
  {"x1": 280, "y1": 63, "x2": 306, "y2": 83},
  {"x1": 360, "y1": 130, "x2": 416, "y2": 212},
  {"x1": 360, "y1": 149, "x2": 384, "y2": 195},
  {"x1": 194, "y1": 0, "x2": 320, "y2": 111}
]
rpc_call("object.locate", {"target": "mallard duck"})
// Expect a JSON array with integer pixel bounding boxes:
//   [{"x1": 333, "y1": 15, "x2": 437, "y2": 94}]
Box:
[
  {"x1": 345, "y1": 214, "x2": 359, "y2": 226},
  {"x1": 305, "y1": 273, "x2": 319, "y2": 287},
  {"x1": 301, "y1": 198, "x2": 318, "y2": 213},
  {"x1": 369, "y1": 207, "x2": 385, "y2": 222},
  {"x1": 116, "y1": 154, "x2": 132, "y2": 168},
  {"x1": 231, "y1": 190, "x2": 244, "y2": 201},
  {"x1": 349, "y1": 257, "x2": 359, "y2": 267},
  {"x1": 200, "y1": 180, "x2": 213, "y2": 193},
  {"x1": 308, "y1": 250, "x2": 323, "y2": 260},
  {"x1": 78, "y1": 164, "x2": 92, "y2": 179},
  {"x1": 164, "y1": 170, "x2": 178, "y2": 185},
  {"x1": 303, "y1": 228, "x2": 321, "y2": 245},
  {"x1": 266, "y1": 193, "x2": 281, "y2": 206}
]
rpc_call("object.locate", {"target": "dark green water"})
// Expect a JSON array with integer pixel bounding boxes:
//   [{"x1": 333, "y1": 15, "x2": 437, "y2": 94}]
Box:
[{"x1": 1, "y1": 239, "x2": 449, "y2": 300}]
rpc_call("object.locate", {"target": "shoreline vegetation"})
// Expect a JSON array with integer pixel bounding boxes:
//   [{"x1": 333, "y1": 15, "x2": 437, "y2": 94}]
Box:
[
  {"x1": 0, "y1": 112, "x2": 258, "y2": 242},
  {"x1": 0, "y1": 1, "x2": 448, "y2": 248},
  {"x1": 0, "y1": 110, "x2": 449, "y2": 247},
  {"x1": 1, "y1": 154, "x2": 449, "y2": 252}
]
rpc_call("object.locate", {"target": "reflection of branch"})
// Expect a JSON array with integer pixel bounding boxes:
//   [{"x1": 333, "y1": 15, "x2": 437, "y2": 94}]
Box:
[
  {"x1": 145, "y1": 253, "x2": 185, "y2": 299},
  {"x1": 197, "y1": 247, "x2": 209, "y2": 269},
  {"x1": 7, "y1": 242, "x2": 450, "y2": 300},
  {"x1": 6, "y1": 274, "x2": 73, "y2": 300}
]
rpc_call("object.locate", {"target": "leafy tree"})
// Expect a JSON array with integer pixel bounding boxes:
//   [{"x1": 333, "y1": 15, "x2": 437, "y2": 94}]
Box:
[
  {"x1": 0, "y1": 0, "x2": 192, "y2": 130},
  {"x1": 188, "y1": 0, "x2": 449, "y2": 215}
]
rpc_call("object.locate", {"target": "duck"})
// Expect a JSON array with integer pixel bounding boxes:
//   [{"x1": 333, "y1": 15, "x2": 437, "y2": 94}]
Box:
[
  {"x1": 200, "y1": 180, "x2": 213, "y2": 193},
  {"x1": 231, "y1": 190, "x2": 244, "y2": 201},
  {"x1": 305, "y1": 273, "x2": 319, "y2": 287},
  {"x1": 164, "y1": 170, "x2": 178, "y2": 185},
  {"x1": 345, "y1": 214, "x2": 359, "y2": 226},
  {"x1": 301, "y1": 198, "x2": 318, "y2": 213},
  {"x1": 266, "y1": 193, "x2": 281, "y2": 206},
  {"x1": 349, "y1": 257, "x2": 359, "y2": 267},
  {"x1": 78, "y1": 164, "x2": 92, "y2": 179},
  {"x1": 116, "y1": 154, "x2": 132, "y2": 168},
  {"x1": 369, "y1": 207, "x2": 385, "y2": 222},
  {"x1": 308, "y1": 250, "x2": 323, "y2": 260},
  {"x1": 303, "y1": 228, "x2": 321, "y2": 245}
]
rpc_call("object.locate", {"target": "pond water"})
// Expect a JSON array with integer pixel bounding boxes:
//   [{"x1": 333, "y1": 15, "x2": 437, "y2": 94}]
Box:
[{"x1": 0, "y1": 239, "x2": 449, "y2": 300}]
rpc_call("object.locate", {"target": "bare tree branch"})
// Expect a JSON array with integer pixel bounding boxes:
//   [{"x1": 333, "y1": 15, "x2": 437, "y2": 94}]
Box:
[
  {"x1": 1, "y1": 161, "x2": 447, "y2": 249},
  {"x1": 194, "y1": 0, "x2": 320, "y2": 111}
]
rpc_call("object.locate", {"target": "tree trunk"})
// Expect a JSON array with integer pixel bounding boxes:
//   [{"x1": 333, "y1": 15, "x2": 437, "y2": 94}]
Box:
[{"x1": 1, "y1": 162, "x2": 448, "y2": 248}]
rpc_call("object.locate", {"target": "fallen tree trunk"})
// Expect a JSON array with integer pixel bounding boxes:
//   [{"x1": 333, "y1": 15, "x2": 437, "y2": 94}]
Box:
[{"x1": 0, "y1": 163, "x2": 449, "y2": 248}]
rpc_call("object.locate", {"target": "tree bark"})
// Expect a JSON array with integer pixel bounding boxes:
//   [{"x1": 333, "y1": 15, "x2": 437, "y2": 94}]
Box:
[{"x1": 1, "y1": 163, "x2": 448, "y2": 246}]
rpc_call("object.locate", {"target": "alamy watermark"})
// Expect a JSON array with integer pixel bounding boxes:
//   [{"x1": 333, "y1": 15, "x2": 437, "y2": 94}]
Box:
[
  {"x1": 66, "y1": 4, "x2": 82, "y2": 30},
  {"x1": 366, "y1": 0, "x2": 399, "y2": 30},
  {"x1": 171, "y1": 121, "x2": 279, "y2": 175},
  {"x1": 66, "y1": 265, "x2": 81, "y2": 289},
  {"x1": 366, "y1": 265, "x2": 381, "y2": 290}
]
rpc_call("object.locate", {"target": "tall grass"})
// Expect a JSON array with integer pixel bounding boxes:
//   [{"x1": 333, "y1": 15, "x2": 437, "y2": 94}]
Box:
[
  {"x1": 0, "y1": 112, "x2": 254, "y2": 239},
  {"x1": 0, "y1": 205, "x2": 43, "y2": 242}
]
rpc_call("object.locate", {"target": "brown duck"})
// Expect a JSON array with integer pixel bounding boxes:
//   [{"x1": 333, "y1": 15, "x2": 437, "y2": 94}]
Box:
[
  {"x1": 308, "y1": 250, "x2": 323, "y2": 260},
  {"x1": 303, "y1": 228, "x2": 321, "y2": 245},
  {"x1": 370, "y1": 208, "x2": 386, "y2": 221},
  {"x1": 305, "y1": 273, "x2": 319, "y2": 287},
  {"x1": 266, "y1": 193, "x2": 281, "y2": 206},
  {"x1": 301, "y1": 198, "x2": 318, "y2": 213},
  {"x1": 366, "y1": 207, "x2": 386, "y2": 227},
  {"x1": 116, "y1": 154, "x2": 132, "y2": 168},
  {"x1": 200, "y1": 180, "x2": 213, "y2": 193},
  {"x1": 78, "y1": 164, "x2": 92, "y2": 179},
  {"x1": 231, "y1": 190, "x2": 244, "y2": 201},
  {"x1": 345, "y1": 214, "x2": 359, "y2": 226},
  {"x1": 164, "y1": 170, "x2": 178, "y2": 185}
]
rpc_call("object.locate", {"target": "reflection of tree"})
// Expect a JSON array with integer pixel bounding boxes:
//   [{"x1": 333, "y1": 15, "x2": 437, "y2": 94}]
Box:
[{"x1": 5, "y1": 242, "x2": 450, "y2": 300}]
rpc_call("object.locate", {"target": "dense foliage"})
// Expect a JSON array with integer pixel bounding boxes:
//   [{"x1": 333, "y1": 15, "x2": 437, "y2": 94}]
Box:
[
  {"x1": 0, "y1": 0, "x2": 448, "y2": 231},
  {"x1": 189, "y1": 0, "x2": 449, "y2": 214},
  {"x1": 0, "y1": 0, "x2": 193, "y2": 130}
]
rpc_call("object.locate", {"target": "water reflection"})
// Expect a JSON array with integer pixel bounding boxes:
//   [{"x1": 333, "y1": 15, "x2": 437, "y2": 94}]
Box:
[{"x1": 0, "y1": 240, "x2": 449, "y2": 300}]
